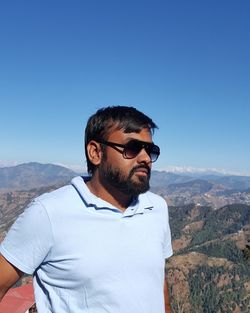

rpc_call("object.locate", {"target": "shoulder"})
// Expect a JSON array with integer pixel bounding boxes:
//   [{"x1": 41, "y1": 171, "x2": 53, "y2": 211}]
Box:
[
  {"x1": 36, "y1": 184, "x2": 74, "y2": 204},
  {"x1": 33, "y1": 180, "x2": 82, "y2": 214}
]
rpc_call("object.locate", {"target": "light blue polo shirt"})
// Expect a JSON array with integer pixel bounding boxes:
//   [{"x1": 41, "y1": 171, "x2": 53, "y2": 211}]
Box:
[{"x1": 0, "y1": 176, "x2": 172, "y2": 313}]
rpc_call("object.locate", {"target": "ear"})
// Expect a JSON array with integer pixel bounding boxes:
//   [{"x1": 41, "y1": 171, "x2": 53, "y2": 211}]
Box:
[{"x1": 87, "y1": 140, "x2": 103, "y2": 167}]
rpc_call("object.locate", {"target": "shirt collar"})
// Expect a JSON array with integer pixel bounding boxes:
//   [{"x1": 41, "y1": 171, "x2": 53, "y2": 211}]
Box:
[{"x1": 71, "y1": 176, "x2": 153, "y2": 217}]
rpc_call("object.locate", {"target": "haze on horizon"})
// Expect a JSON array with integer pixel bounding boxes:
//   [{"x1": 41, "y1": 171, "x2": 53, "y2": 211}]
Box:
[{"x1": 0, "y1": 160, "x2": 250, "y2": 178}]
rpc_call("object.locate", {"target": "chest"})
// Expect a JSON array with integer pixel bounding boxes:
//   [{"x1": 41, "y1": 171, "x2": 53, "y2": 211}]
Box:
[{"x1": 42, "y1": 211, "x2": 165, "y2": 287}]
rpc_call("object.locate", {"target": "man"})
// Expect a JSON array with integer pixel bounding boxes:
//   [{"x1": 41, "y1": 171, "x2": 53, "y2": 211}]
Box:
[{"x1": 0, "y1": 106, "x2": 173, "y2": 312}]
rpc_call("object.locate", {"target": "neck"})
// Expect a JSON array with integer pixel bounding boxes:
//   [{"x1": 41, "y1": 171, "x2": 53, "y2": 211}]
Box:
[{"x1": 86, "y1": 174, "x2": 133, "y2": 212}]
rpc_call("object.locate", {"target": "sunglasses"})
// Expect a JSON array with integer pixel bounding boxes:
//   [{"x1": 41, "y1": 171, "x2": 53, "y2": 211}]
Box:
[{"x1": 98, "y1": 139, "x2": 160, "y2": 162}]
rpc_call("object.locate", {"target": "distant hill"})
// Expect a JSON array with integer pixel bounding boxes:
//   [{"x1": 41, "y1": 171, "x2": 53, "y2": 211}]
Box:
[
  {"x1": 151, "y1": 171, "x2": 250, "y2": 207},
  {"x1": 208, "y1": 175, "x2": 250, "y2": 190},
  {"x1": 166, "y1": 179, "x2": 214, "y2": 195},
  {"x1": 151, "y1": 170, "x2": 250, "y2": 190},
  {"x1": 150, "y1": 171, "x2": 194, "y2": 187},
  {"x1": 167, "y1": 202, "x2": 250, "y2": 313},
  {"x1": 0, "y1": 162, "x2": 77, "y2": 190}
]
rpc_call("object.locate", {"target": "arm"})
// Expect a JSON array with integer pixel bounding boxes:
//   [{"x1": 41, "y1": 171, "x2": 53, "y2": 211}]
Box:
[
  {"x1": 0, "y1": 254, "x2": 23, "y2": 302},
  {"x1": 164, "y1": 279, "x2": 172, "y2": 313}
]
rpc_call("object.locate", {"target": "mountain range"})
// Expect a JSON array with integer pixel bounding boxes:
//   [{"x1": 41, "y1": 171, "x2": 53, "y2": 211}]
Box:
[
  {"x1": 150, "y1": 170, "x2": 250, "y2": 190},
  {"x1": 1, "y1": 162, "x2": 250, "y2": 190}
]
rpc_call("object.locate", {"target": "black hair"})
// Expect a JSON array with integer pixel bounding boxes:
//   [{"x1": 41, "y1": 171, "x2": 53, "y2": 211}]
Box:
[{"x1": 84, "y1": 105, "x2": 158, "y2": 174}]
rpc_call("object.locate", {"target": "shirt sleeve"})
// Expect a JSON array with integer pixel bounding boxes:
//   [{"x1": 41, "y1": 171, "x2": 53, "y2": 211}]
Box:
[
  {"x1": 162, "y1": 200, "x2": 173, "y2": 259},
  {"x1": 0, "y1": 199, "x2": 54, "y2": 275}
]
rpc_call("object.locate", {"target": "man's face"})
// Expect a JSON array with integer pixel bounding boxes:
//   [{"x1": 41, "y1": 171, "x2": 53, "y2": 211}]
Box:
[{"x1": 98, "y1": 128, "x2": 154, "y2": 197}]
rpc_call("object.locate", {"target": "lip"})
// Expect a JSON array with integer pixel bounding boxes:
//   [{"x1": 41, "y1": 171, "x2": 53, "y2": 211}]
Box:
[{"x1": 134, "y1": 168, "x2": 149, "y2": 176}]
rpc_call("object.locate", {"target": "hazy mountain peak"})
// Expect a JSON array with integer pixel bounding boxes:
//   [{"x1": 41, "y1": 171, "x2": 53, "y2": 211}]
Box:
[
  {"x1": 0, "y1": 162, "x2": 77, "y2": 190},
  {"x1": 160, "y1": 165, "x2": 250, "y2": 177}
]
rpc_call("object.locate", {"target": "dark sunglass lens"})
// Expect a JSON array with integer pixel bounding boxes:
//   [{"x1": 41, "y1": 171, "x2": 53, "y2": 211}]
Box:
[
  {"x1": 124, "y1": 141, "x2": 142, "y2": 158},
  {"x1": 148, "y1": 145, "x2": 160, "y2": 162},
  {"x1": 124, "y1": 140, "x2": 160, "y2": 161}
]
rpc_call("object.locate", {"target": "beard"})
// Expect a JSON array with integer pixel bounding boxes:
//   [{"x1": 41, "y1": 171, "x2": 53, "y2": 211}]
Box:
[{"x1": 99, "y1": 163, "x2": 151, "y2": 197}]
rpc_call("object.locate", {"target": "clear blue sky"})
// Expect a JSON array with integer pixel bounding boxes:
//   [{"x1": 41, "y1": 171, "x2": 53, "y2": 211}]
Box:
[{"x1": 0, "y1": 0, "x2": 249, "y2": 175}]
